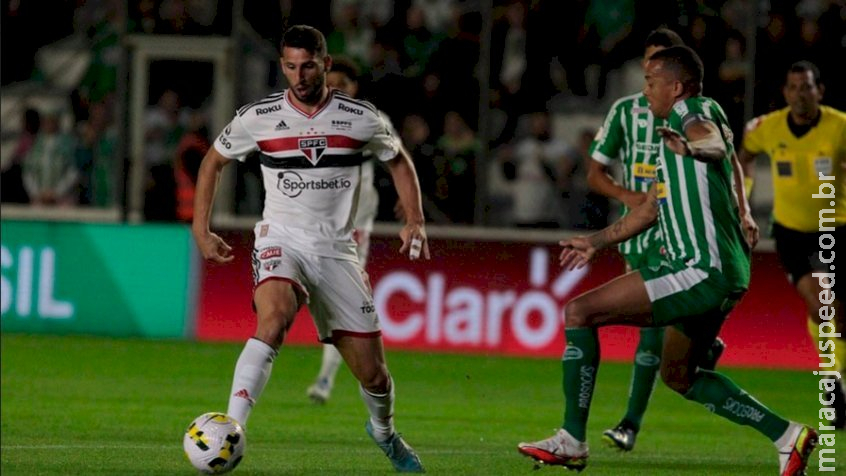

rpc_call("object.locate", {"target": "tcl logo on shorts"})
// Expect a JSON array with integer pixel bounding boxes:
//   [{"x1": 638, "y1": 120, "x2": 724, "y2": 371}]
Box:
[
  {"x1": 276, "y1": 171, "x2": 352, "y2": 198},
  {"x1": 338, "y1": 103, "x2": 363, "y2": 115}
]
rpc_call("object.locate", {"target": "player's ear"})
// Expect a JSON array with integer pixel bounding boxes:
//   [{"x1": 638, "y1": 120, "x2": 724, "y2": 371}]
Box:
[
  {"x1": 818, "y1": 83, "x2": 825, "y2": 99},
  {"x1": 324, "y1": 55, "x2": 333, "y2": 72},
  {"x1": 672, "y1": 80, "x2": 684, "y2": 99}
]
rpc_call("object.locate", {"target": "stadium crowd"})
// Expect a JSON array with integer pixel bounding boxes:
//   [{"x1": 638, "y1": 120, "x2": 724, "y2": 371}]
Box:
[{"x1": 1, "y1": 0, "x2": 844, "y2": 227}]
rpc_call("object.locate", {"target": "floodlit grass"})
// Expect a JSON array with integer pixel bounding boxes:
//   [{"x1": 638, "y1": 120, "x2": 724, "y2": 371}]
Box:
[{"x1": 1, "y1": 334, "x2": 840, "y2": 475}]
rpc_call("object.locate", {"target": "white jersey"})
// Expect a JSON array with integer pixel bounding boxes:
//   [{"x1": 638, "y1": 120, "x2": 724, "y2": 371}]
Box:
[{"x1": 214, "y1": 89, "x2": 400, "y2": 259}]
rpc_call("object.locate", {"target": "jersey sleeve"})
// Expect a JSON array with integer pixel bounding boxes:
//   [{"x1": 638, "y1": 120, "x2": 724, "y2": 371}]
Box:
[
  {"x1": 741, "y1": 115, "x2": 766, "y2": 155},
  {"x1": 673, "y1": 99, "x2": 712, "y2": 131},
  {"x1": 364, "y1": 112, "x2": 400, "y2": 162},
  {"x1": 589, "y1": 102, "x2": 625, "y2": 165},
  {"x1": 213, "y1": 114, "x2": 258, "y2": 161}
]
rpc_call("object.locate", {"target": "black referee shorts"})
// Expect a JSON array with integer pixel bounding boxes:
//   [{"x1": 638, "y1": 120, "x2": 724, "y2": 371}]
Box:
[{"x1": 772, "y1": 222, "x2": 844, "y2": 298}]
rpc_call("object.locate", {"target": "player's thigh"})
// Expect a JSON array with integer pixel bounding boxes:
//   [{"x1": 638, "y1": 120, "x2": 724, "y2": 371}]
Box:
[
  {"x1": 253, "y1": 280, "x2": 301, "y2": 329},
  {"x1": 565, "y1": 270, "x2": 653, "y2": 327},
  {"x1": 252, "y1": 243, "x2": 308, "y2": 335}
]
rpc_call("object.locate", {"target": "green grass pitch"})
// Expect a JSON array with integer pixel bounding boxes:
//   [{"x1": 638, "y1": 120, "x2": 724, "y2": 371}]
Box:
[{"x1": 1, "y1": 334, "x2": 841, "y2": 475}]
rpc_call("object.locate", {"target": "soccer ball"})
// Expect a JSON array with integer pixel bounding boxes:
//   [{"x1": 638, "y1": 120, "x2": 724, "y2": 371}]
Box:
[{"x1": 183, "y1": 412, "x2": 246, "y2": 474}]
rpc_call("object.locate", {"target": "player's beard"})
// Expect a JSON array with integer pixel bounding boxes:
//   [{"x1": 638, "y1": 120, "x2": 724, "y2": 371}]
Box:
[{"x1": 291, "y1": 75, "x2": 326, "y2": 106}]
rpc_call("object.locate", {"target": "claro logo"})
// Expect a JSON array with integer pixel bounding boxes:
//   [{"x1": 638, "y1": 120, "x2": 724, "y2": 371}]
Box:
[
  {"x1": 276, "y1": 171, "x2": 352, "y2": 198},
  {"x1": 372, "y1": 248, "x2": 589, "y2": 349}
]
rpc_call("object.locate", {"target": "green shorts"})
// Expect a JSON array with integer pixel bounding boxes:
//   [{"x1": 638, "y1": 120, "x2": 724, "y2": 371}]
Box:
[
  {"x1": 623, "y1": 245, "x2": 665, "y2": 272},
  {"x1": 639, "y1": 265, "x2": 746, "y2": 338}
]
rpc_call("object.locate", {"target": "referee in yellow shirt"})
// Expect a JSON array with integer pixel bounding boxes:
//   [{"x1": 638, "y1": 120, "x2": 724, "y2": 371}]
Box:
[{"x1": 740, "y1": 60, "x2": 846, "y2": 429}]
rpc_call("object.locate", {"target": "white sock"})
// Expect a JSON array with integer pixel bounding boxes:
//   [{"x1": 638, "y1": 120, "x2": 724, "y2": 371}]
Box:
[
  {"x1": 774, "y1": 421, "x2": 801, "y2": 451},
  {"x1": 316, "y1": 344, "x2": 343, "y2": 388},
  {"x1": 359, "y1": 377, "x2": 395, "y2": 442},
  {"x1": 227, "y1": 338, "x2": 277, "y2": 429}
]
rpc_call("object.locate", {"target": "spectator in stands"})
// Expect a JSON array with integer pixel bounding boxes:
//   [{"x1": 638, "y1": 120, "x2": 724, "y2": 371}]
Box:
[
  {"x1": 433, "y1": 110, "x2": 478, "y2": 224},
  {"x1": 326, "y1": 0, "x2": 375, "y2": 71},
  {"x1": 503, "y1": 111, "x2": 571, "y2": 228},
  {"x1": 717, "y1": 31, "x2": 749, "y2": 147},
  {"x1": 400, "y1": 4, "x2": 444, "y2": 78},
  {"x1": 579, "y1": 0, "x2": 636, "y2": 100},
  {"x1": 174, "y1": 110, "x2": 210, "y2": 222},
  {"x1": 75, "y1": 0, "x2": 121, "y2": 111},
  {"x1": 412, "y1": 0, "x2": 456, "y2": 35},
  {"x1": 400, "y1": 113, "x2": 437, "y2": 203},
  {"x1": 22, "y1": 111, "x2": 78, "y2": 206},
  {"x1": 1, "y1": 108, "x2": 40, "y2": 204},
  {"x1": 572, "y1": 128, "x2": 610, "y2": 230},
  {"x1": 143, "y1": 89, "x2": 184, "y2": 221},
  {"x1": 75, "y1": 101, "x2": 117, "y2": 206}
]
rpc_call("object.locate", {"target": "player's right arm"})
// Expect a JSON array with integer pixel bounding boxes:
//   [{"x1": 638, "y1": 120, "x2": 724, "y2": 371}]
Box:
[
  {"x1": 192, "y1": 114, "x2": 257, "y2": 263},
  {"x1": 192, "y1": 147, "x2": 234, "y2": 263},
  {"x1": 586, "y1": 159, "x2": 646, "y2": 208},
  {"x1": 560, "y1": 183, "x2": 659, "y2": 270},
  {"x1": 588, "y1": 98, "x2": 646, "y2": 208}
]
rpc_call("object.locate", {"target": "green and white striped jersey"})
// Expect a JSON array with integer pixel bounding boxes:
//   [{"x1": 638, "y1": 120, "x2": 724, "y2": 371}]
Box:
[
  {"x1": 654, "y1": 96, "x2": 750, "y2": 290},
  {"x1": 589, "y1": 93, "x2": 663, "y2": 263}
]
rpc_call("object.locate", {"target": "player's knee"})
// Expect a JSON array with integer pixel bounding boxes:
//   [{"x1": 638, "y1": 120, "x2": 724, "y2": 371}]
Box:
[
  {"x1": 255, "y1": 307, "x2": 295, "y2": 348},
  {"x1": 359, "y1": 366, "x2": 390, "y2": 394},
  {"x1": 564, "y1": 300, "x2": 589, "y2": 328}
]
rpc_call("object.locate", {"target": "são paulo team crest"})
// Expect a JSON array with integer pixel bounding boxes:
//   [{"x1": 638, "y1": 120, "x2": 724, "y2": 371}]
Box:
[{"x1": 298, "y1": 137, "x2": 327, "y2": 164}]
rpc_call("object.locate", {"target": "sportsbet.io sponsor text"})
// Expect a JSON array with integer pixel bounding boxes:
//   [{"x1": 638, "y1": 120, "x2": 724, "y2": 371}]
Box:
[{"x1": 813, "y1": 170, "x2": 837, "y2": 471}]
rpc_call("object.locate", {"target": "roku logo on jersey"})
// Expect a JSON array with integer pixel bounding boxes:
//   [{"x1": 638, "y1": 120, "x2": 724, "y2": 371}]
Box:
[
  {"x1": 338, "y1": 103, "x2": 363, "y2": 115},
  {"x1": 255, "y1": 104, "x2": 282, "y2": 115},
  {"x1": 277, "y1": 171, "x2": 352, "y2": 198},
  {"x1": 372, "y1": 248, "x2": 589, "y2": 349}
]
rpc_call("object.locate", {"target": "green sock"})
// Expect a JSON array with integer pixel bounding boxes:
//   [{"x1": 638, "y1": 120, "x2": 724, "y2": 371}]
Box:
[
  {"x1": 684, "y1": 369, "x2": 789, "y2": 441},
  {"x1": 562, "y1": 328, "x2": 599, "y2": 442},
  {"x1": 623, "y1": 327, "x2": 663, "y2": 432}
]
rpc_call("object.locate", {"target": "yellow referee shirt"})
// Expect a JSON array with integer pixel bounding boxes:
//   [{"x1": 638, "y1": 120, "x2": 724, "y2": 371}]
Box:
[{"x1": 743, "y1": 105, "x2": 846, "y2": 231}]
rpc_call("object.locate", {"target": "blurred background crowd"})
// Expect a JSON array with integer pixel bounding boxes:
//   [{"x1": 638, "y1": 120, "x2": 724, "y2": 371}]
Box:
[{"x1": 1, "y1": 0, "x2": 844, "y2": 229}]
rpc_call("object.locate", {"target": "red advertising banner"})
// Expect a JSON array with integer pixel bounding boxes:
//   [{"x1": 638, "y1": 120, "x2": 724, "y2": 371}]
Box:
[{"x1": 197, "y1": 231, "x2": 816, "y2": 370}]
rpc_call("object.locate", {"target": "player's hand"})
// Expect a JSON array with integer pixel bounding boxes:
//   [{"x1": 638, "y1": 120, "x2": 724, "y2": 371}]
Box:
[
  {"x1": 195, "y1": 231, "x2": 234, "y2": 263},
  {"x1": 559, "y1": 236, "x2": 596, "y2": 270},
  {"x1": 399, "y1": 223, "x2": 430, "y2": 260},
  {"x1": 740, "y1": 210, "x2": 759, "y2": 249},
  {"x1": 622, "y1": 190, "x2": 647, "y2": 209},
  {"x1": 657, "y1": 126, "x2": 690, "y2": 156}
]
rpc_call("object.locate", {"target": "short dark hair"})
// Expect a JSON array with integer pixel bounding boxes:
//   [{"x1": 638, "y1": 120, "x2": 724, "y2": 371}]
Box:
[
  {"x1": 645, "y1": 28, "x2": 685, "y2": 49},
  {"x1": 329, "y1": 56, "x2": 360, "y2": 82},
  {"x1": 649, "y1": 45, "x2": 704, "y2": 94},
  {"x1": 281, "y1": 25, "x2": 327, "y2": 57},
  {"x1": 788, "y1": 60, "x2": 822, "y2": 86}
]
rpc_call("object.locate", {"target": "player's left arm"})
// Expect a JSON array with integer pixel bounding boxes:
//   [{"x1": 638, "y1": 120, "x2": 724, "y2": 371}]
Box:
[
  {"x1": 657, "y1": 120, "x2": 726, "y2": 163},
  {"x1": 731, "y1": 150, "x2": 759, "y2": 248},
  {"x1": 559, "y1": 184, "x2": 659, "y2": 269},
  {"x1": 386, "y1": 149, "x2": 430, "y2": 260}
]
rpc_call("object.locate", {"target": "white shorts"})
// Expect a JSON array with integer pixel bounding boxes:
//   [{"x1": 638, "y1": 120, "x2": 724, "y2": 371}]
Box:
[{"x1": 252, "y1": 233, "x2": 379, "y2": 343}]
